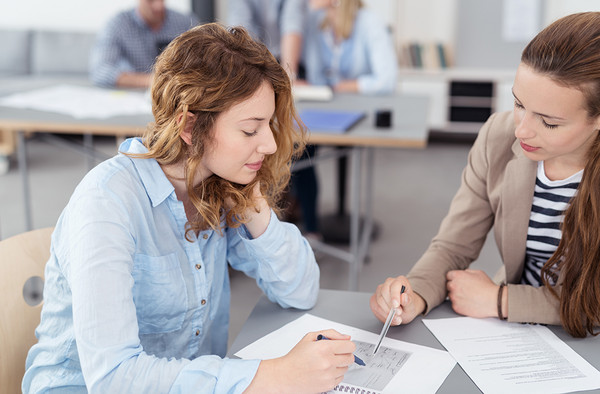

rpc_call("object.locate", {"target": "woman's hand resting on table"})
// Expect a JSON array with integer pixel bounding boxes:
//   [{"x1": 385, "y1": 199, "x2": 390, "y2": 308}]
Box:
[{"x1": 446, "y1": 269, "x2": 501, "y2": 318}]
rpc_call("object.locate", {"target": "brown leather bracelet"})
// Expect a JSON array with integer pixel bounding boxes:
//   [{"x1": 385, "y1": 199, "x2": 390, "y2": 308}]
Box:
[{"x1": 497, "y1": 283, "x2": 507, "y2": 320}]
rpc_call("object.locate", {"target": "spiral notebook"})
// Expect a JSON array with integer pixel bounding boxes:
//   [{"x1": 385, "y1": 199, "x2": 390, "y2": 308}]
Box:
[{"x1": 324, "y1": 383, "x2": 380, "y2": 393}]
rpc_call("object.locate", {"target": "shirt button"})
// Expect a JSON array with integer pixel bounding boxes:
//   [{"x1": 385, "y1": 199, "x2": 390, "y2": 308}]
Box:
[
  {"x1": 195, "y1": 329, "x2": 200, "y2": 336},
  {"x1": 202, "y1": 234, "x2": 208, "y2": 240},
  {"x1": 195, "y1": 264, "x2": 201, "y2": 270},
  {"x1": 201, "y1": 299, "x2": 207, "y2": 305}
]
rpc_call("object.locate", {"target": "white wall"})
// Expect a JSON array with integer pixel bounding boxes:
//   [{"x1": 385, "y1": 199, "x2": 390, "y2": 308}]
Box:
[
  {"x1": 0, "y1": 0, "x2": 454, "y2": 39},
  {"x1": 2, "y1": 0, "x2": 600, "y2": 44},
  {"x1": 395, "y1": 0, "x2": 456, "y2": 43},
  {"x1": 545, "y1": 0, "x2": 600, "y2": 25},
  {"x1": 0, "y1": 0, "x2": 192, "y2": 32}
]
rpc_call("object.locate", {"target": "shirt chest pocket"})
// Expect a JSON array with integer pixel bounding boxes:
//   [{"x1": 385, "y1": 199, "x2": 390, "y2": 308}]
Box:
[{"x1": 132, "y1": 253, "x2": 188, "y2": 334}]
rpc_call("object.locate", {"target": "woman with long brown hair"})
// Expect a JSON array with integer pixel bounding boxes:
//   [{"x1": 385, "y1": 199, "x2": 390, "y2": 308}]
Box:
[
  {"x1": 371, "y1": 12, "x2": 600, "y2": 338},
  {"x1": 23, "y1": 23, "x2": 356, "y2": 393}
]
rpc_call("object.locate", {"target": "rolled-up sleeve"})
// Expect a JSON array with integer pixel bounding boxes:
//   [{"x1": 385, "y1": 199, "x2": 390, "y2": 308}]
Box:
[
  {"x1": 227, "y1": 210, "x2": 320, "y2": 310},
  {"x1": 169, "y1": 356, "x2": 260, "y2": 393}
]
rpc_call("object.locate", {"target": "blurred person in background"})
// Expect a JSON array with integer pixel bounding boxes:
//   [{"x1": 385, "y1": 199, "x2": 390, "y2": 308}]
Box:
[
  {"x1": 303, "y1": 0, "x2": 397, "y2": 94},
  {"x1": 90, "y1": 0, "x2": 198, "y2": 88}
]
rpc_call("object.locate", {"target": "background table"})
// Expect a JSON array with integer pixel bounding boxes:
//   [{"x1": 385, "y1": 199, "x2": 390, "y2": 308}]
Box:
[
  {"x1": 229, "y1": 289, "x2": 600, "y2": 393},
  {"x1": 0, "y1": 82, "x2": 429, "y2": 289},
  {"x1": 295, "y1": 93, "x2": 429, "y2": 289}
]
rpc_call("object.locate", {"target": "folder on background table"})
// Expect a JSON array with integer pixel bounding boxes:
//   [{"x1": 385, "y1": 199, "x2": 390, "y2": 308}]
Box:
[{"x1": 299, "y1": 109, "x2": 365, "y2": 134}]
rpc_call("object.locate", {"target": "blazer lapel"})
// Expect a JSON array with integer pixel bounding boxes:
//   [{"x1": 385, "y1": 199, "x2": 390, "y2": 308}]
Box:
[{"x1": 501, "y1": 140, "x2": 537, "y2": 282}]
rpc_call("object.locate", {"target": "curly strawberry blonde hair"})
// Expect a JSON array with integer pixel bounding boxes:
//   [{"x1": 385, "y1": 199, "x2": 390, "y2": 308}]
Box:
[{"x1": 128, "y1": 23, "x2": 305, "y2": 239}]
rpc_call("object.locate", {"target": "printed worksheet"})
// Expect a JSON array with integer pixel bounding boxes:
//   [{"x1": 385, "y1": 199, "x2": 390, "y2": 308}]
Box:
[
  {"x1": 234, "y1": 313, "x2": 455, "y2": 393},
  {"x1": 423, "y1": 317, "x2": 600, "y2": 394},
  {"x1": 343, "y1": 340, "x2": 411, "y2": 391}
]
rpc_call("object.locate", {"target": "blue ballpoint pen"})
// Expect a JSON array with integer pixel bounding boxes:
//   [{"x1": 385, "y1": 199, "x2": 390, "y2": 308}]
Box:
[{"x1": 316, "y1": 334, "x2": 366, "y2": 366}]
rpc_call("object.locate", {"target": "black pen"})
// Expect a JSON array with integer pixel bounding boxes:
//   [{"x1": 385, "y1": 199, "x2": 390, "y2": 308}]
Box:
[{"x1": 317, "y1": 334, "x2": 366, "y2": 366}]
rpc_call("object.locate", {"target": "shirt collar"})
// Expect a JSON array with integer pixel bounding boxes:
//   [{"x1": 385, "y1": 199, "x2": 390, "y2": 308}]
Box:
[{"x1": 119, "y1": 138, "x2": 174, "y2": 207}]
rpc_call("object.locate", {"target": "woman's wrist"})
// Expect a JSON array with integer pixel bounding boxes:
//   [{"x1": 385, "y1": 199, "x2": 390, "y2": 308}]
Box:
[
  {"x1": 244, "y1": 359, "x2": 280, "y2": 394},
  {"x1": 243, "y1": 197, "x2": 271, "y2": 238},
  {"x1": 413, "y1": 292, "x2": 427, "y2": 316}
]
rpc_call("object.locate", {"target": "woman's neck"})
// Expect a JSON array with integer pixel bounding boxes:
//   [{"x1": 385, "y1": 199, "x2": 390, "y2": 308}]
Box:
[
  {"x1": 161, "y1": 162, "x2": 206, "y2": 234},
  {"x1": 161, "y1": 163, "x2": 189, "y2": 201},
  {"x1": 543, "y1": 159, "x2": 585, "y2": 181}
]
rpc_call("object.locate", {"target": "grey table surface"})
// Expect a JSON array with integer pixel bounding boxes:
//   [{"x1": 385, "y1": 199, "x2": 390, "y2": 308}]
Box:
[{"x1": 228, "y1": 288, "x2": 600, "y2": 393}]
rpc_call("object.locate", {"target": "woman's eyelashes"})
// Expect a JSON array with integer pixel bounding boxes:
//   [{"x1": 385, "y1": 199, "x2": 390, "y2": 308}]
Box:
[
  {"x1": 541, "y1": 119, "x2": 559, "y2": 129},
  {"x1": 514, "y1": 100, "x2": 558, "y2": 129},
  {"x1": 242, "y1": 130, "x2": 258, "y2": 137}
]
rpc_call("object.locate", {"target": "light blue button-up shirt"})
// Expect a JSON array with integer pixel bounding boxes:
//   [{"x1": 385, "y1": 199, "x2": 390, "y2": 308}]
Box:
[
  {"x1": 23, "y1": 138, "x2": 320, "y2": 393},
  {"x1": 303, "y1": 8, "x2": 397, "y2": 94}
]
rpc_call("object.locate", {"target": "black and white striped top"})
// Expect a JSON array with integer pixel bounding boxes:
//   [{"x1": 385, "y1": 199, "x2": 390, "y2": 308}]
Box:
[{"x1": 521, "y1": 161, "x2": 582, "y2": 287}]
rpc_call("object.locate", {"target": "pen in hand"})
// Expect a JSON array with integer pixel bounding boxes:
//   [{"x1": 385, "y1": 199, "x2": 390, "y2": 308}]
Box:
[
  {"x1": 393, "y1": 284, "x2": 407, "y2": 325},
  {"x1": 398, "y1": 285, "x2": 406, "y2": 310},
  {"x1": 373, "y1": 285, "x2": 406, "y2": 355},
  {"x1": 316, "y1": 334, "x2": 366, "y2": 366}
]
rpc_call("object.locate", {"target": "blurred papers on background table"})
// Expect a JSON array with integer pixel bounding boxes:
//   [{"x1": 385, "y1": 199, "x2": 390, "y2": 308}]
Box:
[
  {"x1": 0, "y1": 84, "x2": 151, "y2": 119},
  {"x1": 292, "y1": 84, "x2": 333, "y2": 102}
]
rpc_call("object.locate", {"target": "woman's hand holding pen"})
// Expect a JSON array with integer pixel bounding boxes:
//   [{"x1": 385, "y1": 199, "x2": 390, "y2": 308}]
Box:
[
  {"x1": 370, "y1": 276, "x2": 426, "y2": 325},
  {"x1": 245, "y1": 329, "x2": 356, "y2": 394}
]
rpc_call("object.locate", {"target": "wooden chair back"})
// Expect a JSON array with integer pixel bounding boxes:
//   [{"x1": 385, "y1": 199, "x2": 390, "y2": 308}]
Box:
[{"x1": 0, "y1": 227, "x2": 53, "y2": 394}]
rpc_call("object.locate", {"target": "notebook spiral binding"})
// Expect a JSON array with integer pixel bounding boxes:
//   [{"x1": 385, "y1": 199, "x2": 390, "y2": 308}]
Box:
[{"x1": 321, "y1": 384, "x2": 382, "y2": 394}]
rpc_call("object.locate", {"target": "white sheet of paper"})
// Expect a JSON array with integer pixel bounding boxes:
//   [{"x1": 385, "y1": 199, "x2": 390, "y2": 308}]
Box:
[
  {"x1": 292, "y1": 84, "x2": 333, "y2": 102},
  {"x1": 423, "y1": 317, "x2": 600, "y2": 394},
  {"x1": 234, "y1": 313, "x2": 456, "y2": 394},
  {"x1": 0, "y1": 84, "x2": 151, "y2": 119}
]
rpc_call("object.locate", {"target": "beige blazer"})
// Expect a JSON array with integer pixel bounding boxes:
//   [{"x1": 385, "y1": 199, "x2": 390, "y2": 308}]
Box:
[{"x1": 408, "y1": 110, "x2": 562, "y2": 325}]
